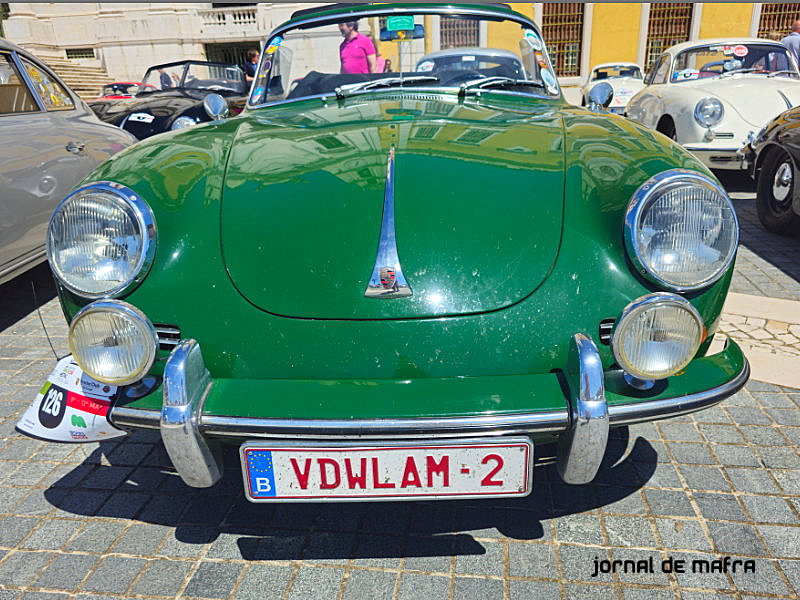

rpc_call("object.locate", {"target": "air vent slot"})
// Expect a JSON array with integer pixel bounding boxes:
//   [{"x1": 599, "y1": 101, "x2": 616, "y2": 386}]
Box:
[
  {"x1": 599, "y1": 319, "x2": 615, "y2": 345},
  {"x1": 153, "y1": 324, "x2": 181, "y2": 351}
]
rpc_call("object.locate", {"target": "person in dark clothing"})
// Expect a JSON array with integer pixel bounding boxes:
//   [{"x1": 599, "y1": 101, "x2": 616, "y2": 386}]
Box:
[
  {"x1": 158, "y1": 69, "x2": 172, "y2": 89},
  {"x1": 243, "y1": 49, "x2": 259, "y2": 82}
]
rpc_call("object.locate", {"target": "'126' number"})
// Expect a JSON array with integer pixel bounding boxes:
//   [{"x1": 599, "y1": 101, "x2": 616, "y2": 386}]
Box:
[{"x1": 42, "y1": 388, "x2": 63, "y2": 416}]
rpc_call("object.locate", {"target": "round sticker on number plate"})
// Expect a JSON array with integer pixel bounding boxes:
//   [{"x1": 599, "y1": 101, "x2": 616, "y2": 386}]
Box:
[
  {"x1": 733, "y1": 45, "x2": 748, "y2": 57},
  {"x1": 15, "y1": 356, "x2": 127, "y2": 443}
]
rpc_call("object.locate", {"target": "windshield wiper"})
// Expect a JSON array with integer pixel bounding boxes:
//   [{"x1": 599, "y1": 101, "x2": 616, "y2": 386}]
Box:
[
  {"x1": 458, "y1": 76, "x2": 545, "y2": 97},
  {"x1": 719, "y1": 68, "x2": 764, "y2": 78},
  {"x1": 767, "y1": 70, "x2": 799, "y2": 78},
  {"x1": 334, "y1": 76, "x2": 439, "y2": 99}
]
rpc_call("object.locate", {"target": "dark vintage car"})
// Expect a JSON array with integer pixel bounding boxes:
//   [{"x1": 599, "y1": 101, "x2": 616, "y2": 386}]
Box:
[
  {"x1": 88, "y1": 60, "x2": 247, "y2": 140},
  {"x1": 746, "y1": 106, "x2": 800, "y2": 234},
  {"x1": 18, "y1": 3, "x2": 748, "y2": 503},
  {"x1": 0, "y1": 38, "x2": 135, "y2": 286}
]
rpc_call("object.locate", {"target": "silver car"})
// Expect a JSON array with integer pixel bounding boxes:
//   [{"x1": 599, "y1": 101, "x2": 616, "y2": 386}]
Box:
[{"x1": 0, "y1": 39, "x2": 136, "y2": 285}]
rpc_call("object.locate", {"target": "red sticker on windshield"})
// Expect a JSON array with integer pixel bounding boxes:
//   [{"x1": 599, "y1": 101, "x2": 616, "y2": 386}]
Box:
[{"x1": 733, "y1": 45, "x2": 748, "y2": 57}]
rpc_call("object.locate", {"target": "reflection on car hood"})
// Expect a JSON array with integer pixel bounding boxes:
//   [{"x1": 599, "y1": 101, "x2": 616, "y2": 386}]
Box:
[
  {"x1": 221, "y1": 96, "x2": 566, "y2": 320},
  {"x1": 688, "y1": 76, "x2": 800, "y2": 127},
  {"x1": 88, "y1": 89, "x2": 232, "y2": 124}
]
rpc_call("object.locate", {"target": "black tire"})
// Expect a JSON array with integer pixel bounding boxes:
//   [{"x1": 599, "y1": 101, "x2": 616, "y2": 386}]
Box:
[
  {"x1": 756, "y1": 148, "x2": 800, "y2": 235},
  {"x1": 657, "y1": 116, "x2": 677, "y2": 141}
]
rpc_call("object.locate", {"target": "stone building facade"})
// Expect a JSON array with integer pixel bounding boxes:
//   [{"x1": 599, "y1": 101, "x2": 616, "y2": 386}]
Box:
[
  {"x1": 3, "y1": 3, "x2": 306, "y2": 81},
  {"x1": 3, "y1": 3, "x2": 800, "y2": 86}
]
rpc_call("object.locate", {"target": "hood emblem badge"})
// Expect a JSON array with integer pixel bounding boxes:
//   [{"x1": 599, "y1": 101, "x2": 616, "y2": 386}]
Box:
[{"x1": 365, "y1": 146, "x2": 412, "y2": 298}]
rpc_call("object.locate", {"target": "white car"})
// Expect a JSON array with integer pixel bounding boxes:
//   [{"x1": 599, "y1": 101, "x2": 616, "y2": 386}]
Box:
[
  {"x1": 580, "y1": 62, "x2": 644, "y2": 114},
  {"x1": 626, "y1": 39, "x2": 800, "y2": 170}
]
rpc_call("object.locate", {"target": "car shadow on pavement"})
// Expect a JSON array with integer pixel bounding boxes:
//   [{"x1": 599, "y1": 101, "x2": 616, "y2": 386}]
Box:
[
  {"x1": 0, "y1": 262, "x2": 57, "y2": 330},
  {"x1": 43, "y1": 427, "x2": 656, "y2": 560},
  {"x1": 716, "y1": 170, "x2": 800, "y2": 288}
]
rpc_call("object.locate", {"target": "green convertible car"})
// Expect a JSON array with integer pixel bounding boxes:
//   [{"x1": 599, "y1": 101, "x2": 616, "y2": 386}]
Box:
[{"x1": 19, "y1": 3, "x2": 748, "y2": 502}]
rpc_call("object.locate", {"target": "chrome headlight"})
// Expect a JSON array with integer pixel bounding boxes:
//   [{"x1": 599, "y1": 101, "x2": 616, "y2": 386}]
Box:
[
  {"x1": 612, "y1": 293, "x2": 704, "y2": 380},
  {"x1": 203, "y1": 93, "x2": 229, "y2": 120},
  {"x1": 69, "y1": 300, "x2": 158, "y2": 385},
  {"x1": 47, "y1": 182, "x2": 156, "y2": 298},
  {"x1": 625, "y1": 170, "x2": 738, "y2": 291},
  {"x1": 171, "y1": 115, "x2": 197, "y2": 130},
  {"x1": 694, "y1": 97, "x2": 724, "y2": 127}
]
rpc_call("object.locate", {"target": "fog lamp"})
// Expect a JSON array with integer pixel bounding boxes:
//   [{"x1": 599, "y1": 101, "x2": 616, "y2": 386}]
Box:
[
  {"x1": 69, "y1": 300, "x2": 158, "y2": 385},
  {"x1": 612, "y1": 293, "x2": 704, "y2": 380}
]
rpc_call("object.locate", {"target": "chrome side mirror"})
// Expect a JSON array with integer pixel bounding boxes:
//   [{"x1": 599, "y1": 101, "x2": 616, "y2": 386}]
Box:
[
  {"x1": 587, "y1": 82, "x2": 613, "y2": 112},
  {"x1": 203, "y1": 94, "x2": 229, "y2": 121}
]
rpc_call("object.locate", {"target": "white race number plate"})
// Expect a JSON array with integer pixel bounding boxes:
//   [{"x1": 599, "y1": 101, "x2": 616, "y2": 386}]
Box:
[
  {"x1": 240, "y1": 438, "x2": 532, "y2": 502},
  {"x1": 128, "y1": 112, "x2": 155, "y2": 123}
]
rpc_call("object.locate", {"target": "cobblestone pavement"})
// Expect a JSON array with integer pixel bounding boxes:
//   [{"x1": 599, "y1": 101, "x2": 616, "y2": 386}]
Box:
[
  {"x1": 728, "y1": 192, "x2": 800, "y2": 303},
  {"x1": 0, "y1": 175, "x2": 798, "y2": 600}
]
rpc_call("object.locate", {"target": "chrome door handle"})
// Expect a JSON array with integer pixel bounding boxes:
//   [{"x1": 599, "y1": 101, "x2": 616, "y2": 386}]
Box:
[{"x1": 66, "y1": 141, "x2": 85, "y2": 154}]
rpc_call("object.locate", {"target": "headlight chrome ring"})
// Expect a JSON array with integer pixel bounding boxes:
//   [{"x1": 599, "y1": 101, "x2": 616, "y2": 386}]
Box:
[
  {"x1": 624, "y1": 169, "x2": 738, "y2": 292},
  {"x1": 694, "y1": 97, "x2": 724, "y2": 127},
  {"x1": 47, "y1": 181, "x2": 156, "y2": 299},
  {"x1": 171, "y1": 115, "x2": 197, "y2": 130},
  {"x1": 69, "y1": 300, "x2": 158, "y2": 385},
  {"x1": 612, "y1": 292, "x2": 705, "y2": 381}
]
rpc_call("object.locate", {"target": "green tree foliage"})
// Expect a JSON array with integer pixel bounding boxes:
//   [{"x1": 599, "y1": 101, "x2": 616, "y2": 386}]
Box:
[{"x1": 0, "y1": 4, "x2": 9, "y2": 38}]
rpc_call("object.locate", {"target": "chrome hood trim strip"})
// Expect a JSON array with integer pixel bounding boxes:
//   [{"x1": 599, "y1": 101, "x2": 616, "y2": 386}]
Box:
[{"x1": 364, "y1": 146, "x2": 413, "y2": 298}]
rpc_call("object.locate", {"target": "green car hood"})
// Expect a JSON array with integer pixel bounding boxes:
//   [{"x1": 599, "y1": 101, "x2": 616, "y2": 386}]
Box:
[{"x1": 221, "y1": 97, "x2": 565, "y2": 319}]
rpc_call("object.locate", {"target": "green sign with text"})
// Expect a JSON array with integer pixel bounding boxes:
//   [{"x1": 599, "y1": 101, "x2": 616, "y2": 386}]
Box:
[{"x1": 386, "y1": 16, "x2": 415, "y2": 31}]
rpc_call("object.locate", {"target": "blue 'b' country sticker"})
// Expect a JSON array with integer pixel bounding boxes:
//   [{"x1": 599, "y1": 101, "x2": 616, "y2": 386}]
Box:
[{"x1": 247, "y1": 450, "x2": 276, "y2": 497}]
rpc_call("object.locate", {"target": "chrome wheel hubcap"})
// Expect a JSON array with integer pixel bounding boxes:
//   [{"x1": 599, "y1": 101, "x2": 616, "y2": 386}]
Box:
[{"x1": 773, "y1": 161, "x2": 793, "y2": 203}]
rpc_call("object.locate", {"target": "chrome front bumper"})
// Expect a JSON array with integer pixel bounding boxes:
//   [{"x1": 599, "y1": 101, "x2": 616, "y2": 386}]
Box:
[
  {"x1": 683, "y1": 143, "x2": 749, "y2": 170},
  {"x1": 111, "y1": 336, "x2": 749, "y2": 489}
]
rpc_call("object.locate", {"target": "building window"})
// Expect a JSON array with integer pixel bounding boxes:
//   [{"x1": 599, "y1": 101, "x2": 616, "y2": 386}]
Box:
[
  {"x1": 645, "y1": 3, "x2": 692, "y2": 70},
  {"x1": 758, "y1": 3, "x2": 800, "y2": 39},
  {"x1": 315, "y1": 135, "x2": 347, "y2": 151},
  {"x1": 204, "y1": 43, "x2": 255, "y2": 67},
  {"x1": 541, "y1": 3, "x2": 584, "y2": 78},
  {"x1": 411, "y1": 125, "x2": 442, "y2": 141},
  {"x1": 65, "y1": 48, "x2": 95, "y2": 60},
  {"x1": 453, "y1": 128, "x2": 495, "y2": 145},
  {"x1": 440, "y1": 16, "x2": 479, "y2": 49}
]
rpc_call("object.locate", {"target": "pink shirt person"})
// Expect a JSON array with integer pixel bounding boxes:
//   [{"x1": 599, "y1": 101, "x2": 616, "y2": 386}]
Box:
[{"x1": 338, "y1": 21, "x2": 377, "y2": 74}]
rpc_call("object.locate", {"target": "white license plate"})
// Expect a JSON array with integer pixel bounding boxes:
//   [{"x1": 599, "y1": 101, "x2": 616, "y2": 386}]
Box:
[{"x1": 240, "y1": 438, "x2": 532, "y2": 502}]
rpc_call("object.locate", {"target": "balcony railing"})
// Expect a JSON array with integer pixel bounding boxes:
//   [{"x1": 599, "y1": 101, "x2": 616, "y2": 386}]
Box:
[{"x1": 198, "y1": 6, "x2": 266, "y2": 38}]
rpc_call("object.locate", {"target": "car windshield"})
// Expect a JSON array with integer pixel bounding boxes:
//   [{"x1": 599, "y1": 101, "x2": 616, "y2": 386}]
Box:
[
  {"x1": 138, "y1": 62, "x2": 246, "y2": 94},
  {"x1": 249, "y1": 7, "x2": 558, "y2": 106},
  {"x1": 591, "y1": 65, "x2": 642, "y2": 80},
  {"x1": 671, "y1": 43, "x2": 799, "y2": 82}
]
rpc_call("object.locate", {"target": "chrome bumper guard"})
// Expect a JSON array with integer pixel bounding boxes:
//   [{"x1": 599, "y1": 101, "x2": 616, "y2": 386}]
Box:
[
  {"x1": 134, "y1": 336, "x2": 749, "y2": 489},
  {"x1": 160, "y1": 340, "x2": 221, "y2": 488},
  {"x1": 557, "y1": 333, "x2": 609, "y2": 484}
]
